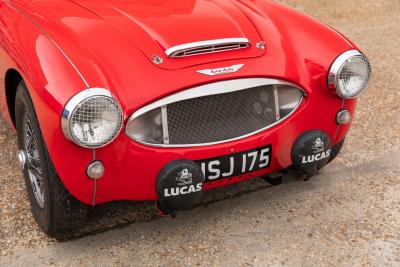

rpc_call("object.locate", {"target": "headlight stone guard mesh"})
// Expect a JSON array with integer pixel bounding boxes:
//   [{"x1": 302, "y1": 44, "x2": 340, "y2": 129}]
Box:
[{"x1": 69, "y1": 96, "x2": 123, "y2": 147}]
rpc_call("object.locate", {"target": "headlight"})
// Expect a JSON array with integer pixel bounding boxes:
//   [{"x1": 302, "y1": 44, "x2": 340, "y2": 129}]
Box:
[
  {"x1": 328, "y1": 50, "x2": 371, "y2": 99},
  {"x1": 61, "y1": 88, "x2": 123, "y2": 148}
]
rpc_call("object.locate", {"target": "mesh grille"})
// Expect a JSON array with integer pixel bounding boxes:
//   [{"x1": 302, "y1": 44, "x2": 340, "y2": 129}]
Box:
[
  {"x1": 167, "y1": 86, "x2": 277, "y2": 144},
  {"x1": 70, "y1": 96, "x2": 122, "y2": 147}
]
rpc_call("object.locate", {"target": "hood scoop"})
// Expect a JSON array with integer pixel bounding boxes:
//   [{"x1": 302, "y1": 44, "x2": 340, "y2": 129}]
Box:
[{"x1": 165, "y1": 38, "x2": 251, "y2": 58}]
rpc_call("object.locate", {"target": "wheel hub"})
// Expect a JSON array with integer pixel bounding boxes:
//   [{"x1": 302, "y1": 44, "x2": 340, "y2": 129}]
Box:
[{"x1": 17, "y1": 150, "x2": 28, "y2": 170}]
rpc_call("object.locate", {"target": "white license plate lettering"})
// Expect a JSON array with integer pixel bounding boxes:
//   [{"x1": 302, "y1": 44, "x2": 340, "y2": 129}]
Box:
[
  {"x1": 222, "y1": 157, "x2": 234, "y2": 177},
  {"x1": 198, "y1": 145, "x2": 272, "y2": 182},
  {"x1": 241, "y1": 154, "x2": 247, "y2": 173},
  {"x1": 247, "y1": 151, "x2": 258, "y2": 172},
  {"x1": 259, "y1": 147, "x2": 270, "y2": 168},
  {"x1": 208, "y1": 160, "x2": 220, "y2": 180}
]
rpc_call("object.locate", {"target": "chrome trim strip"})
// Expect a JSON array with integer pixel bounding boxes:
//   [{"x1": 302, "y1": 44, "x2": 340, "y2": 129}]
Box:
[
  {"x1": 132, "y1": 97, "x2": 304, "y2": 148},
  {"x1": 165, "y1": 38, "x2": 250, "y2": 57},
  {"x1": 273, "y1": 85, "x2": 280, "y2": 121},
  {"x1": 128, "y1": 78, "x2": 304, "y2": 122},
  {"x1": 61, "y1": 88, "x2": 123, "y2": 148},
  {"x1": 126, "y1": 78, "x2": 305, "y2": 148},
  {"x1": 161, "y1": 105, "x2": 169, "y2": 144}
]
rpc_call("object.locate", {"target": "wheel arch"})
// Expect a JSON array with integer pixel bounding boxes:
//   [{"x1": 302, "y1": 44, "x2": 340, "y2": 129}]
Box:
[{"x1": 4, "y1": 68, "x2": 23, "y2": 127}]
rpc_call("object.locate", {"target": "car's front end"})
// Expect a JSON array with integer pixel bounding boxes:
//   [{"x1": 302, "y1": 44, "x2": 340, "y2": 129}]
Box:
[
  {"x1": 58, "y1": 46, "x2": 370, "y2": 213},
  {"x1": 2, "y1": 0, "x2": 370, "y2": 233},
  {"x1": 37, "y1": 0, "x2": 371, "y2": 210}
]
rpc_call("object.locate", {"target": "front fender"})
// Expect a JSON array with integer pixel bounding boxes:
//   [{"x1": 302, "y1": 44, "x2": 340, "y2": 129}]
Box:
[{"x1": 0, "y1": 1, "x2": 96, "y2": 203}]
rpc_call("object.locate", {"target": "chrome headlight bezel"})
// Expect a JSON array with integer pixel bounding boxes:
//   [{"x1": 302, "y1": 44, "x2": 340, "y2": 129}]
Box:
[
  {"x1": 328, "y1": 49, "x2": 371, "y2": 99},
  {"x1": 61, "y1": 88, "x2": 123, "y2": 149}
]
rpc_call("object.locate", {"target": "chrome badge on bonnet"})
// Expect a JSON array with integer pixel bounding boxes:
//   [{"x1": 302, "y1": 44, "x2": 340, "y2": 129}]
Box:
[{"x1": 197, "y1": 64, "x2": 244, "y2": 76}]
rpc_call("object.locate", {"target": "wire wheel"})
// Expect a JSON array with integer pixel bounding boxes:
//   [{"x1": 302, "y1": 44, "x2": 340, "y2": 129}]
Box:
[{"x1": 22, "y1": 110, "x2": 45, "y2": 208}]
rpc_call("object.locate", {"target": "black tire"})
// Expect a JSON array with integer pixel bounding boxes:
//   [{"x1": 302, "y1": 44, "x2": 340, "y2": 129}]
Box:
[
  {"x1": 327, "y1": 139, "x2": 345, "y2": 164},
  {"x1": 15, "y1": 81, "x2": 87, "y2": 238}
]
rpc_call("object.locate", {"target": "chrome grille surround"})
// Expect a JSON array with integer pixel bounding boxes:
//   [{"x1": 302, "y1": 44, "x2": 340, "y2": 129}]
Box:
[
  {"x1": 165, "y1": 38, "x2": 250, "y2": 58},
  {"x1": 126, "y1": 78, "x2": 305, "y2": 147}
]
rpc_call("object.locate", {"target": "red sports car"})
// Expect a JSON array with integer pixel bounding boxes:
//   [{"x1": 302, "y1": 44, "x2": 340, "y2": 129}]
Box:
[{"x1": 0, "y1": 0, "x2": 371, "y2": 237}]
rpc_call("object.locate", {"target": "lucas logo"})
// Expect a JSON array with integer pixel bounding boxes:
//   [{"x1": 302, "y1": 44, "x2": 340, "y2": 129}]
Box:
[
  {"x1": 301, "y1": 137, "x2": 331, "y2": 163},
  {"x1": 302, "y1": 149, "x2": 331, "y2": 164},
  {"x1": 164, "y1": 183, "x2": 202, "y2": 198},
  {"x1": 312, "y1": 138, "x2": 325, "y2": 153},
  {"x1": 176, "y1": 169, "x2": 193, "y2": 186}
]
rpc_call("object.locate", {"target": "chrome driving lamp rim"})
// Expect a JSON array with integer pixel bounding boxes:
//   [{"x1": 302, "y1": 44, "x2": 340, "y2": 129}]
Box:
[{"x1": 61, "y1": 88, "x2": 123, "y2": 149}]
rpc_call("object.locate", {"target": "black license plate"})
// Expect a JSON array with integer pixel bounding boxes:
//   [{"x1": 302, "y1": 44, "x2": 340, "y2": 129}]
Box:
[{"x1": 196, "y1": 145, "x2": 272, "y2": 182}]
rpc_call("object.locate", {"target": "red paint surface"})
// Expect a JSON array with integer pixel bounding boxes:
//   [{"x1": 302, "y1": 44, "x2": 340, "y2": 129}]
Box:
[{"x1": 0, "y1": 0, "x2": 359, "y2": 205}]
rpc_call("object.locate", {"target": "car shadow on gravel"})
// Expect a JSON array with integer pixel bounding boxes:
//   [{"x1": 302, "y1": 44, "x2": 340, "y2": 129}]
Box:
[{"x1": 59, "y1": 172, "x2": 307, "y2": 241}]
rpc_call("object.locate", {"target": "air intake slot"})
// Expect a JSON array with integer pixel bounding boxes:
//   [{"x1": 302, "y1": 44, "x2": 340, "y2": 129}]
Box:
[{"x1": 165, "y1": 38, "x2": 250, "y2": 58}]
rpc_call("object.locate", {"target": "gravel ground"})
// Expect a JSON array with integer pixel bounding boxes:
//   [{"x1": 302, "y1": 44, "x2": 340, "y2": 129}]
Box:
[{"x1": 1, "y1": 0, "x2": 400, "y2": 266}]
